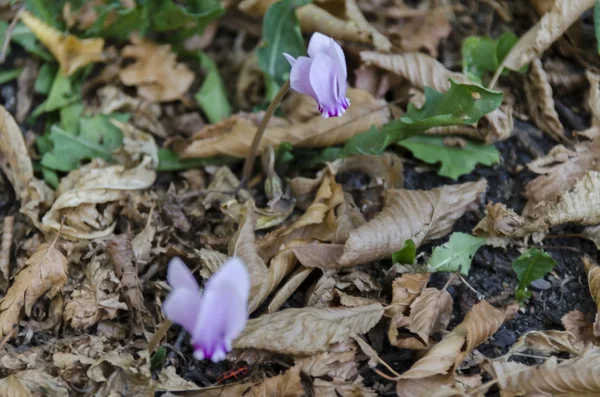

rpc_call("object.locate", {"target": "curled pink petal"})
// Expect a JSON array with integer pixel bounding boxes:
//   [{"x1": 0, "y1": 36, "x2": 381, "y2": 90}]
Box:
[
  {"x1": 289, "y1": 56, "x2": 318, "y2": 101},
  {"x1": 167, "y1": 257, "x2": 200, "y2": 293},
  {"x1": 307, "y1": 32, "x2": 332, "y2": 58},
  {"x1": 163, "y1": 288, "x2": 201, "y2": 335}
]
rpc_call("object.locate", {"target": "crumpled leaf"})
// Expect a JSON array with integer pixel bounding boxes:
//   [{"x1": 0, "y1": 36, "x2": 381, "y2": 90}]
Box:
[
  {"x1": 428, "y1": 232, "x2": 486, "y2": 275},
  {"x1": 19, "y1": 11, "x2": 105, "y2": 75},
  {"x1": 475, "y1": 171, "x2": 600, "y2": 239},
  {"x1": 41, "y1": 157, "x2": 156, "y2": 239},
  {"x1": 360, "y1": 51, "x2": 513, "y2": 143},
  {"x1": 0, "y1": 370, "x2": 70, "y2": 397},
  {"x1": 247, "y1": 366, "x2": 304, "y2": 396},
  {"x1": 233, "y1": 303, "x2": 384, "y2": 354},
  {"x1": 562, "y1": 310, "x2": 600, "y2": 346},
  {"x1": 180, "y1": 88, "x2": 390, "y2": 158},
  {"x1": 486, "y1": 347, "x2": 600, "y2": 396},
  {"x1": 584, "y1": 256, "x2": 600, "y2": 337},
  {"x1": 524, "y1": 58, "x2": 564, "y2": 142},
  {"x1": 0, "y1": 239, "x2": 68, "y2": 339},
  {"x1": 397, "y1": 10, "x2": 451, "y2": 57},
  {"x1": 119, "y1": 36, "x2": 194, "y2": 102},
  {"x1": 313, "y1": 377, "x2": 378, "y2": 397},
  {"x1": 296, "y1": 339, "x2": 358, "y2": 381},
  {"x1": 337, "y1": 179, "x2": 487, "y2": 267},
  {"x1": 501, "y1": 0, "x2": 595, "y2": 72},
  {"x1": 507, "y1": 330, "x2": 584, "y2": 357}
]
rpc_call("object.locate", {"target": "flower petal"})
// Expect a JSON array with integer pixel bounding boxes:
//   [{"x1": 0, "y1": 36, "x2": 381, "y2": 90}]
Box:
[
  {"x1": 326, "y1": 39, "x2": 347, "y2": 80},
  {"x1": 283, "y1": 52, "x2": 296, "y2": 66},
  {"x1": 167, "y1": 257, "x2": 200, "y2": 293},
  {"x1": 163, "y1": 288, "x2": 202, "y2": 335},
  {"x1": 307, "y1": 32, "x2": 332, "y2": 58},
  {"x1": 206, "y1": 257, "x2": 250, "y2": 303},
  {"x1": 289, "y1": 56, "x2": 318, "y2": 101},
  {"x1": 309, "y1": 53, "x2": 339, "y2": 113}
]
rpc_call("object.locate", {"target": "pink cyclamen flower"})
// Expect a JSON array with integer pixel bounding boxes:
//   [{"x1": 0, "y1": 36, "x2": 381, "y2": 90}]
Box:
[
  {"x1": 162, "y1": 256, "x2": 250, "y2": 362},
  {"x1": 284, "y1": 32, "x2": 350, "y2": 118}
]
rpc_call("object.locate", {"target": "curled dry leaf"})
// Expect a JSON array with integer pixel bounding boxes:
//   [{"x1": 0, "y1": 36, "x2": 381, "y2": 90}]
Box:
[
  {"x1": 584, "y1": 256, "x2": 600, "y2": 337},
  {"x1": 487, "y1": 347, "x2": 600, "y2": 396},
  {"x1": 562, "y1": 310, "x2": 600, "y2": 347},
  {"x1": 20, "y1": 11, "x2": 105, "y2": 75},
  {"x1": 313, "y1": 377, "x2": 378, "y2": 397},
  {"x1": 0, "y1": 240, "x2": 68, "y2": 339},
  {"x1": 360, "y1": 51, "x2": 513, "y2": 143},
  {"x1": 119, "y1": 36, "x2": 195, "y2": 102},
  {"x1": 246, "y1": 366, "x2": 304, "y2": 396},
  {"x1": 587, "y1": 71, "x2": 600, "y2": 127},
  {"x1": 501, "y1": 0, "x2": 595, "y2": 72},
  {"x1": 524, "y1": 59, "x2": 564, "y2": 142},
  {"x1": 41, "y1": 157, "x2": 156, "y2": 239},
  {"x1": 475, "y1": 171, "x2": 600, "y2": 239},
  {"x1": 338, "y1": 179, "x2": 487, "y2": 267},
  {"x1": 0, "y1": 370, "x2": 70, "y2": 397},
  {"x1": 396, "y1": 10, "x2": 451, "y2": 57},
  {"x1": 296, "y1": 339, "x2": 358, "y2": 381},
  {"x1": 179, "y1": 88, "x2": 390, "y2": 158},
  {"x1": 233, "y1": 303, "x2": 384, "y2": 354},
  {"x1": 507, "y1": 330, "x2": 584, "y2": 357},
  {"x1": 0, "y1": 216, "x2": 13, "y2": 281}
]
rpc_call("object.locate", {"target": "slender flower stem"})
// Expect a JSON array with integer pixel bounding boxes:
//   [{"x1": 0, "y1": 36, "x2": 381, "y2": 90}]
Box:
[
  {"x1": 148, "y1": 319, "x2": 173, "y2": 353},
  {"x1": 241, "y1": 80, "x2": 290, "y2": 186}
]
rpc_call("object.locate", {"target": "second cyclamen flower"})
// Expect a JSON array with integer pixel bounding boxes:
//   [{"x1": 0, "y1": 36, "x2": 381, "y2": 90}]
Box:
[{"x1": 284, "y1": 32, "x2": 350, "y2": 118}]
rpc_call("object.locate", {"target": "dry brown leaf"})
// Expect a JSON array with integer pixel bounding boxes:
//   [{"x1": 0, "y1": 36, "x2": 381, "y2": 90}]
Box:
[
  {"x1": 296, "y1": 339, "x2": 358, "y2": 381},
  {"x1": 41, "y1": 157, "x2": 156, "y2": 239},
  {"x1": 338, "y1": 179, "x2": 487, "y2": 267},
  {"x1": 156, "y1": 366, "x2": 201, "y2": 391},
  {"x1": 487, "y1": 347, "x2": 600, "y2": 396},
  {"x1": 180, "y1": 88, "x2": 390, "y2": 158},
  {"x1": 587, "y1": 71, "x2": 600, "y2": 127},
  {"x1": 524, "y1": 59, "x2": 564, "y2": 141},
  {"x1": 562, "y1": 310, "x2": 600, "y2": 347},
  {"x1": 0, "y1": 370, "x2": 70, "y2": 397},
  {"x1": 293, "y1": 243, "x2": 345, "y2": 270},
  {"x1": 119, "y1": 36, "x2": 194, "y2": 102},
  {"x1": 132, "y1": 212, "x2": 156, "y2": 266},
  {"x1": 0, "y1": 216, "x2": 13, "y2": 281},
  {"x1": 360, "y1": 51, "x2": 513, "y2": 143},
  {"x1": 502, "y1": 0, "x2": 595, "y2": 72},
  {"x1": 112, "y1": 120, "x2": 160, "y2": 169},
  {"x1": 475, "y1": 171, "x2": 600, "y2": 239},
  {"x1": 247, "y1": 366, "x2": 305, "y2": 396},
  {"x1": 16, "y1": 58, "x2": 37, "y2": 123},
  {"x1": 583, "y1": 256, "x2": 600, "y2": 337},
  {"x1": 0, "y1": 239, "x2": 68, "y2": 338},
  {"x1": 507, "y1": 330, "x2": 584, "y2": 356},
  {"x1": 233, "y1": 303, "x2": 384, "y2": 354},
  {"x1": 396, "y1": 10, "x2": 451, "y2": 57},
  {"x1": 268, "y1": 266, "x2": 314, "y2": 313},
  {"x1": 20, "y1": 11, "x2": 105, "y2": 75},
  {"x1": 388, "y1": 273, "x2": 431, "y2": 319},
  {"x1": 313, "y1": 377, "x2": 378, "y2": 397}
]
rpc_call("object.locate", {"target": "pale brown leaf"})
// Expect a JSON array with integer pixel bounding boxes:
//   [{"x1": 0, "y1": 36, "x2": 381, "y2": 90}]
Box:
[
  {"x1": 295, "y1": 339, "x2": 358, "y2": 381},
  {"x1": 508, "y1": 330, "x2": 584, "y2": 356},
  {"x1": 233, "y1": 303, "x2": 384, "y2": 354},
  {"x1": 387, "y1": 272, "x2": 430, "y2": 320},
  {"x1": 587, "y1": 71, "x2": 600, "y2": 127},
  {"x1": 562, "y1": 310, "x2": 600, "y2": 347},
  {"x1": 180, "y1": 88, "x2": 390, "y2": 158},
  {"x1": 406, "y1": 288, "x2": 453, "y2": 346},
  {"x1": 0, "y1": 370, "x2": 70, "y2": 397},
  {"x1": 524, "y1": 59, "x2": 564, "y2": 141},
  {"x1": 584, "y1": 256, "x2": 600, "y2": 337},
  {"x1": 0, "y1": 240, "x2": 68, "y2": 338},
  {"x1": 396, "y1": 10, "x2": 451, "y2": 57},
  {"x1": 268, "y1": 266, "x2": 314, "y2": 313},
  {"x1": 0, "y1": 216, "x2": 13, "y2": 281},
  {"x1": 338, "y1": 179, "x2": 487, "y2": 267},
  {"x1": 247, "y1": 366, "x2": 304, "y2": 397},
  {"x1": 293, "y1": 243, "x2": 345, "y2": 270},
  {"x1": 313, "y1": 377, "x2": 378, "y2": 397}
]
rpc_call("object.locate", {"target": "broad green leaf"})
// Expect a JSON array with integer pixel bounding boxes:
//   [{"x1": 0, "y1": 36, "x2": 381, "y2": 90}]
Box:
[
  {"x1": 157, "y1": 148, "x2": 229, "y2": 171},
  {"x1": 257, "y1": 0, "x2": 311, "y2": 85},
  {"x1": 343, "y1": 80, "x2": 503, "y2": 157},
  {"x1": 150, "y1": 346, "x2": 167, "y2": 371},
  {"x1": 462, "y1": 32, "x2": 519, "y2": 83},
  {"x1": 275, "y1": 142, "x2": 295, "y2": 166},
  {"x1": 0, "y1": 68, "x2": 22, "y2": 85},
  {"x1": 596, "y1": 0, "x2": 600, "y2": 54},
  {"x1": 148, "y1": 0, "x2": 223, "y2": 37},
  {"x1": 195, "y1": 51, "x2": 231, "y2": 124},
  {"x1": 392, "y1": 239, "x2": 416, "y2": 265},
  {"x1": 513, "y1": 248, "x2": 557, "y2": 303},
  {"x1": 0, "y1": 22, "x2": 52, "y2": 61},
  {"x1": 41, "y1": 167, "x2": 59, "y2": 189},
  {"x1": 428, "y1": 232, "x2": 486, "y2": 275},
  {"x1": 87, "y1": 2, "x2": 150, "y2": 39},
  {"x1": 34, "y1": 63, "x2": 56, "y2": 94},
  {"x1": 59, "y1": 103, "x2": 84, "y2": 134},
  {"x1": 398, "y1": 136, "x2": 500, "y2": 179},
  {"x1": 32, "y1": 70, "x2": 79, "y2": 116},
  {"x1": 24, "y1": 0, "x2": 80, "y2": 28}
]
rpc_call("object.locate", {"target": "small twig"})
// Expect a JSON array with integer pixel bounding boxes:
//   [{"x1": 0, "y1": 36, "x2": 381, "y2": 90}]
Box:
[
  {"x1": 148, "y1": 319, "x2": 174, "y2": 353},
  {"x1": 241, "y1": 80, "x2": 290, "y2": 185},
  {"x1": 540, "y1": 245, "x2": 584, "y2": 254},
  {"x1": 0, "y1": 6, "x2": 25, "y2": 64},
  {"x1": 460, "y1": 275, "x2": 485, "y2": 300}
]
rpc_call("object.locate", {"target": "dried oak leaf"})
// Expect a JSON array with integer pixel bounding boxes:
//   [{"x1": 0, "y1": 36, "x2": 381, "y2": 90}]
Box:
[
  {"x1": 487, "y1": 346, "x2": 600, "y2": 396},
  {"x1": 20, "y1": 11, "x2": 105, "y2": 75},
  {"x1": 180, "y1": 88, "x2": 390, "y2": 158},
  {"x1": 296, "y1": 339, "x2": 358, "y2": 381},
  {"x1": 584, "y1": 256, "x2": 600, "y2": 338},
  {"x1": 396, "y1": 10, "x2": 451, "y2": 57},
  {"x1": 0, "y1": 370, "x2": 70, "y2": 397},
  {"x1": 0, "y1": 240, "x2": 68, "y2": 339},
  {"x1": 507, "y1": 330, "x2": 584, "y2": 356},
  {"x1": 233, "y1": 303, "x2": 384, "y2": 355},
  {"x1": 524, "y1": 59, "x2": 564, "y2": 142},
  {"x1": 338, "y1": 179, "x2": 487, "y2": 267},
  {"x1": 41, "y1": 156, "x2": 156, "y2": 239},
  {"x1": 119, "y1": 36, "x2": 194, "y2": 102},
  {"x1": 360, "y1": 51, "x2": 513, "y2": 143},
  {"x1": 475, "y1": 171, "x2": 600, "y2": 239},
  {"x1": 501, "y1": 0, "x2": 595, "y2": 72}
]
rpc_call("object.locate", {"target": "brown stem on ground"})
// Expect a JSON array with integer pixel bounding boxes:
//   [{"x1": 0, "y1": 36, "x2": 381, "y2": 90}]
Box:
[
  {"x1": 0, "y1": 6, "x2": 25, "y2": 64},
  {"x1": 241, "y1": 80, "x2": 290, "y2": 186},
  {"x1": 148, "y1": 319, "x2": 174, "y2": 353}
]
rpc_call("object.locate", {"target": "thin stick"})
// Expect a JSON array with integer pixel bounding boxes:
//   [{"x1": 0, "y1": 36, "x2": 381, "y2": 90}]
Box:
[
  {"x1": 241, "y1": 80, "x2": 290, "y2": 185},
  {"x1": 0, "y1": 6, "x2": 24, "y2": 64},
  {"x1": 148, "y1": 319, "x2": 173, "y2": 353}
]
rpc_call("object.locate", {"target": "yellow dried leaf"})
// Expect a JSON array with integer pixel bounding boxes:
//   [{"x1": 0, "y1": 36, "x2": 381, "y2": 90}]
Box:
[
  {"x1": 502, "y1": 0, "x2": 595, "y2": 71},
  {"x1": 360, "y1": 51, "x2": 513, "y2": 143},
  {"x1": 20, "y1": 11, "x2": 105, "y2": 75},
  {"x1": 233, "y1": 303, "x2": 384, "y2": 354},
  {"x1": 119, "y1": 36, "x2": 194, "y2": 102},
  {"x1": 338, "y1": 179, "x2": 487, "y2": 267},
  {"x1": 180, "y1": 88, "x2": 390, "y2": 158},
  {"x1": 0, "y1": 240, "x2": 68, "y2": 339},
  {"x1": 524, "y1": 59, "x2": 564, "y2": 141},
  {"x1": 388, "y1": 273, "x2": 431, "y2": 318}
]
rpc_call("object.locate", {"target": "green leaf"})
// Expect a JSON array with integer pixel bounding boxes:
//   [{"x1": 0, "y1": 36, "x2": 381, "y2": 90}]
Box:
[
  {"x1": 195, "y1": 51, "x2": 232, "y2": 124},
  {"x1": 397, "y1": 136, "x2": 500, "y2": 179},
  {"x1": 148, "y1": 0, "x2": 224, "y2": 37},
  {"x1": 462, "y1": 32, "x2": 519, "y2": 83},
  {"x1": 392, "y1": 239, "x2": 416, "y2": 265},
  {"x1": 343, "y1": 80, "x2": 503, "y2": 157},
  {"x1": 157, "y1": 148, "x2": 229, "y2": 172},
  {"x1": 34, "y1": 64, "x2": 56, "y2": 94},
  {"x1": 41, "y1": 167, "x2": 60, "y2": 189},
  {"x1": 512, "y1": 248, "x2": 557, "y2": 303},
  {"x1": 59, "y1": 103, "x2": 84, "y2": 134},
  {"x1": 33, "y1": 70, "x2": 79, "y2": 116},
  {"x1": 257, "y1": 0, "x2": 311, "y2": 85},
  {"x1": 0, "y1": 68, "x2": 22, "y2": 85},
  {"x1": 0, "y1": 22, "x2": 52, "y2": 61},
  {"x1": 596, "y1": 0, "x2": 600, "y2": 54},
  {"x1": 428, "y1": 232, "x2": 486, "y2": 275},
  {"x1": 150, "y1": 346, "x2": 167, "y2": 371},
  {"x1": 84, "y1": 1, "x2": 149, "y2": 39}
]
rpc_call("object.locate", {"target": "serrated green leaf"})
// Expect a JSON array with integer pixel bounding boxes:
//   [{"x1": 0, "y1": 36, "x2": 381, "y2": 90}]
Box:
[
  {"x1": 87, "y1": 2, "x2": 149, "y2": 39},
  {"x1": 429, "y1": 232, "x2": 486, "y2": 275},
  {"x1": 392, "y1": 239, "x2": 416, "y2": 265},
  {"x1": 513, "y1": 248, "x2": 557, "y2": 303},
  {"x1": 343, "y1": 80, "x2": 503, "y2": 157},
  {"x1": 462, "y1": 32, "x2": 519, "y2": 84},
  {"x1": 398, "y1": 136, "x2": 500, "y2": 179},
  {"x1": 195, "y1": 51, "x2": 231, "y2": 124},
  {"x1": 0, "y1": 68, "x2": 22, "y2": 85},
  {"x1": 257, "y1": 0, "x2": 311, "y2": 86},
  {"x1": 33, "y1": 70, "x2": 79, "y2": 116}
]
